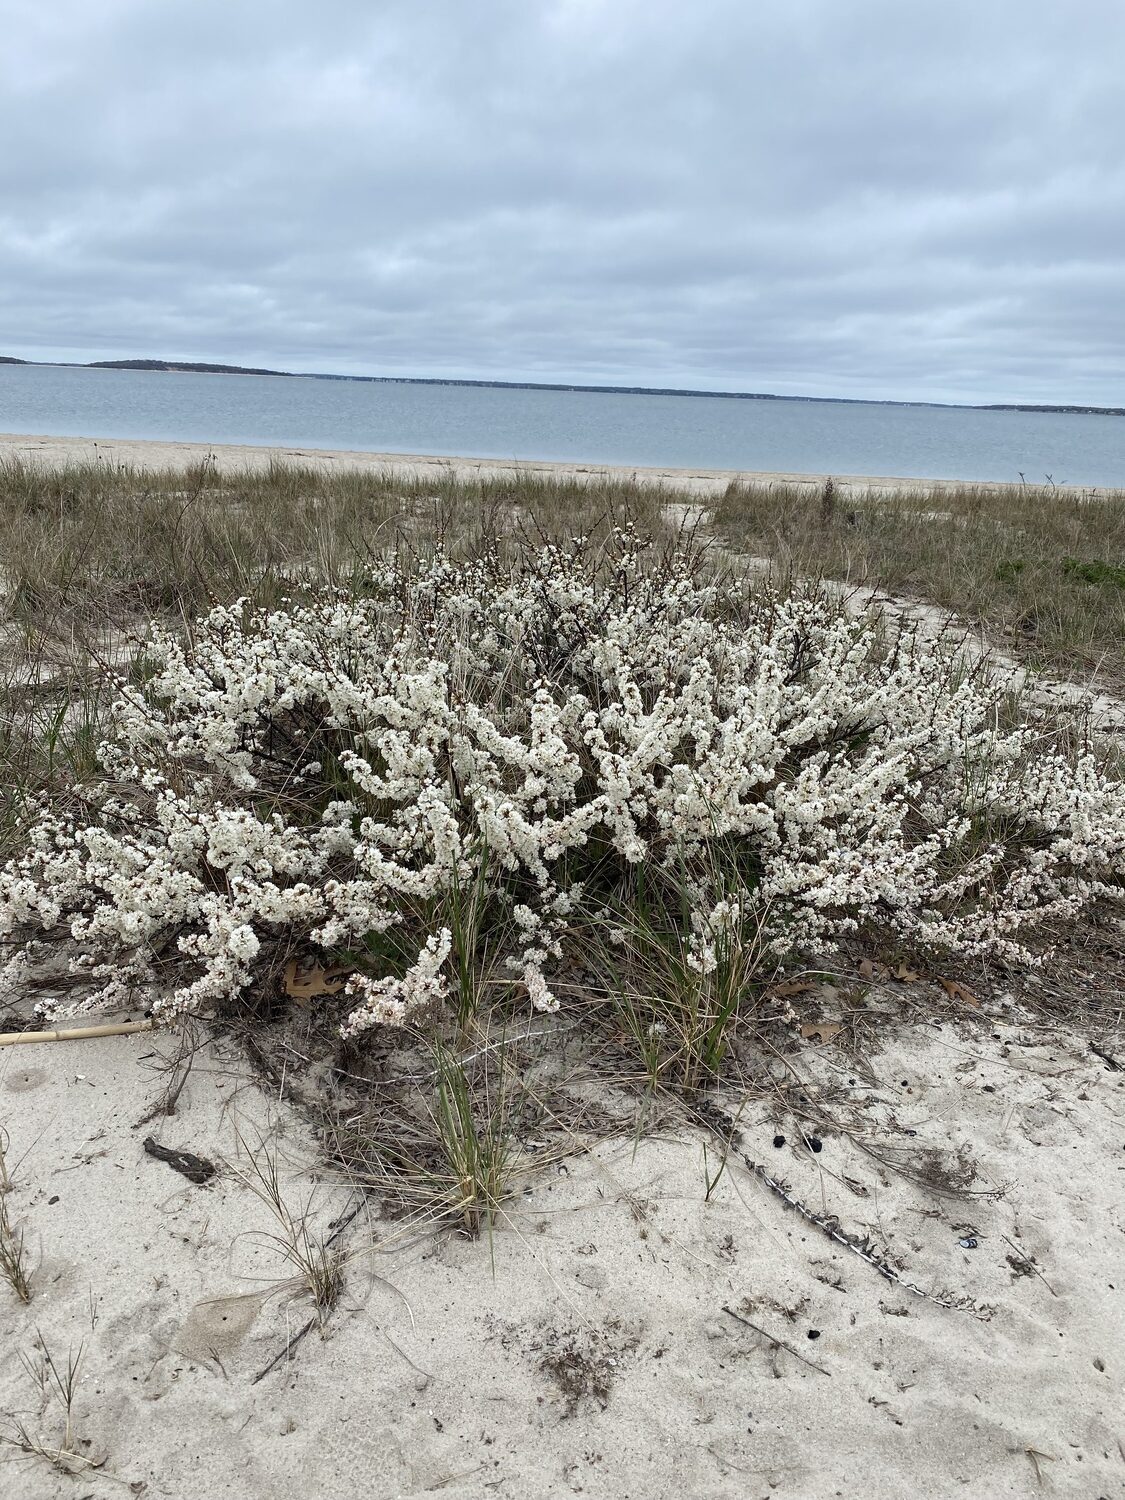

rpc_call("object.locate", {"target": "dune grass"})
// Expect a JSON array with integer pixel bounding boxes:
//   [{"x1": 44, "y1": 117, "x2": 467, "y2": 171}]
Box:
[
  {"x1": 1, "y1": 1337, "x2": 99, "y2": 1476},
  {"x1": 229, "y1": 1128, "x2": 346, "y2": 1330},
  {"x1": 3, "y1": 456, "x2": 1120, "y2": 675},
  {"x1": 713, "y1": 478, "x2": 1125, "y2": 682},
  {"x1": 0, "y1": 1192, "x2": 32, "y2": 1304},
  {"x1": 0, "y1": 455, "x2": 667, "y2": 628}
]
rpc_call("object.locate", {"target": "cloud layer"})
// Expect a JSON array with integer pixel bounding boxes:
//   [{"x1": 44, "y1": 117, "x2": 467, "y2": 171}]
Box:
[{"x1": 3, "y1": 0, "x2": 1123, "y2": 403}]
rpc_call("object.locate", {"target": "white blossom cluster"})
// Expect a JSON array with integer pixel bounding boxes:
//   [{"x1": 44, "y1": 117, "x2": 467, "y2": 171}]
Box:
[
  {"x1": 342, "y1": 928, "x2": 452, "y2": 1036},
  {"x1": 2, "y1": 532, "x2": 1122, "y2": 1029}
]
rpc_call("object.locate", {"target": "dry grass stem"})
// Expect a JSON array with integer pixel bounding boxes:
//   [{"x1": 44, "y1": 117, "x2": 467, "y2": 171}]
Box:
[
  {"x1": 0, "y1": 1192, "x2": 32, "y2": 1303},
  {"x1": 1, "y1": 1336, "x2": 100, "y2": 1475},
  {"x1": 229, "y1": 1128, "x2": 346, "y2": 1329}
]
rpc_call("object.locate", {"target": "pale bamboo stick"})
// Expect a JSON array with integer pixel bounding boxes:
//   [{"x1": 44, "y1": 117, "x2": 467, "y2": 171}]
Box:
[{"x1": 0, "y1": 1019, "x2": 158, "y2": 1048}]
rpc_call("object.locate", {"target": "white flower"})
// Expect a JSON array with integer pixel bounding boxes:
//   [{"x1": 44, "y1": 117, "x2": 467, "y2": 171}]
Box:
[
  {"x1": 342, "y1": 928, "x2": 452, "y2": 1037},
  {"x1": 524, "y1": 965, "x2": 559, "y2": 1014},
  {"x1": 226, "y1": 924, "x2": 260, "y2": 962},
  {"x1": 2, "y1": 536, "x2": 1121, "y2": 1028}
]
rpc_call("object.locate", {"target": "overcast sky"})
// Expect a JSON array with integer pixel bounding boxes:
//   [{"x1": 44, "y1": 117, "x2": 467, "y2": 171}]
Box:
[{"x1": 3, "y1": 0, "x2": 1123, "y2": 405}]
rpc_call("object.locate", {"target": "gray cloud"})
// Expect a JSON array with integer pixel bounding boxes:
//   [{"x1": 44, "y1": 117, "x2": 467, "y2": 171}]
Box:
[{"x1": 3, "y1": 0, "x2": 1124, "y2": 403}]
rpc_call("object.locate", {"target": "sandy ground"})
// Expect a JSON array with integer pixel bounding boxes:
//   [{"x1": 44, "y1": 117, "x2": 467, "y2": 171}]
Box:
[
  {"x1": 2, "y1": 997, "x2": 1123, "y2": 1499},
  {"x1": 2, "y1": 431, "x2": 1121, "y2": 501}
]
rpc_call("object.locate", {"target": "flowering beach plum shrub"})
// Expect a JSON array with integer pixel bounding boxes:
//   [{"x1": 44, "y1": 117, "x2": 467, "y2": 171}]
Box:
[{"x1": 2, "y1": 532, "x2": 1122, "y2": 1031}]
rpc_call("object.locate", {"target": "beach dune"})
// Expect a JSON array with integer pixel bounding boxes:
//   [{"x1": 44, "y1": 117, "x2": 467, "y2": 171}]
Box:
[{"x1": 2, "y1": 430, "x2": 1119, "y2": 500}]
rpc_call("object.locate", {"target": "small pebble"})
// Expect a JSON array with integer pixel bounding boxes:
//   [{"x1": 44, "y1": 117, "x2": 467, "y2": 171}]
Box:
[
  {"x1": 772, "y1": 1134, "x2": 785, "y2": 1148},
  {"x1": 807, "y1": 1329, "x2": 821, "y2": 1340},
  {"x1": 807, "y1": 1136, "x2": 823, "y2": 1153},
  {"x1": 1093, "y1": 1357, "x2": 1105, "y2": 1373},
  {"x1": 958, "y1": 1236, "x2": 978, "y2": 1250}
]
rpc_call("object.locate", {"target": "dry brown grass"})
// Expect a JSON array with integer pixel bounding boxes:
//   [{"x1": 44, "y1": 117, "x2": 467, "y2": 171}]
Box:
[
  {"x1": 712, "y1": 478, "x2": 1125, "y2": 682},
  {"x1": 1, "y1": 1336, "x2": 99, "y2": 1476},
  {"x1": 0, "y1": 455, "x2": 669, "y2": 629},
  {"x1": 0, "y1": 1192, "x2": 32, "y2": 1304}
]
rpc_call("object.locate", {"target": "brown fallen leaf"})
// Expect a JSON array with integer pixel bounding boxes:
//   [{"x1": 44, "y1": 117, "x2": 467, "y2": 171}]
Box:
[
  {"x1": 799, "y1": 1021, "x2": 844, "y2": 1043},
  {"x1": 766, "y1": 979, "x2": 819, "y2": 999},
  {"x1": 283, "y1": 958, "x2": 351, "y2": 1001},
  {"x1": 938, "y1": 977, "x2": 979, "y2": 1006},
  {"x1": 857, "y1": 958, "x2": 888, "y2": 981},
  {"x1": 892, "y1": 963, "x2": 921, "y2": 983}
]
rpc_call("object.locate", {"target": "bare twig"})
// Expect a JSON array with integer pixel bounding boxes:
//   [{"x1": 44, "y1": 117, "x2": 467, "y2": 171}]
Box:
[
  {"x1": 744, "y1": 1157, "x2": 966, "y2": 1311},
  {"x1": 1001, "y1": 1234, "x2": 1058, "y2": 1297},
  {"x1": 721, "y1": 1304, "x2": 830, "y2": 1376},
  {"x1": 250, "y1": 1316, "x2": 317, "y2": 1385}
]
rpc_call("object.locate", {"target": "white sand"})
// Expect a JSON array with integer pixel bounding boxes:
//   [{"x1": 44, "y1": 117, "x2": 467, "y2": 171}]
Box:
[
  {"x1": 2, "y1": 431, "x2": 1120, "y2": 500},
  {"x1": 2, "y1": 1000, "x2": 1123, "y2": 1498}
]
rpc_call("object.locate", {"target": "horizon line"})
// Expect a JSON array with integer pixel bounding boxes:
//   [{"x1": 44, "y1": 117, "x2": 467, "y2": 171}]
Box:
[{"x1": 2, "y1": 352, "x2": 1122, "y2": 418}]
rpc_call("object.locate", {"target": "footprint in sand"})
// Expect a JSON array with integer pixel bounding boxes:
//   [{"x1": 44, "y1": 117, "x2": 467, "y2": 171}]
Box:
[
  {"x1": 4, "y1": 1066, "x2": 49, "y2": 1093},
  {"x1": 176, "y1": 1293, "x2": 263, "y2": 1361}
]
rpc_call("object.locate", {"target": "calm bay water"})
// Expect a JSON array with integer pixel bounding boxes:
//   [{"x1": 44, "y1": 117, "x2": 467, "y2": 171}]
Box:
[{"x1": 2, "y1": 362, "x2": 1124, "y2": 486}]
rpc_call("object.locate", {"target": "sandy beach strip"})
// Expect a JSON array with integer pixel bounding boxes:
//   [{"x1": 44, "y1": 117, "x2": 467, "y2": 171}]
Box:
[
  {"x1": 3, "y1": 1003, "x2": 1122, "y2": 1499},
  {"x1": 2, "y1": 430, "x2": 1119, "y2": 499}
]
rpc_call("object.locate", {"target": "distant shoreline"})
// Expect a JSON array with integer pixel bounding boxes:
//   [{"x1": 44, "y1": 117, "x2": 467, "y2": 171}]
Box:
[
  {"x1": 3, "y1": 430, "x2": 1121, "y2": 499},
  {"x1": 1, "y1": 355, "x2": 1122, "y2": 419}
]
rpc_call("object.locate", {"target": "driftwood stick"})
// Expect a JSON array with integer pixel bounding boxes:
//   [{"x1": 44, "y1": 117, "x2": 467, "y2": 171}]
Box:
[{"x1": 0, "y1": 1019, "x2": 157, "y2": 1048}]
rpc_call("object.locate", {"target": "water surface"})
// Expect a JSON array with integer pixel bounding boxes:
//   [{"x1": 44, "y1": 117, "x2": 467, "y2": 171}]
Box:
[{"x1": 2, "y1": 363, "x2": 1123, "y2": 486}]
